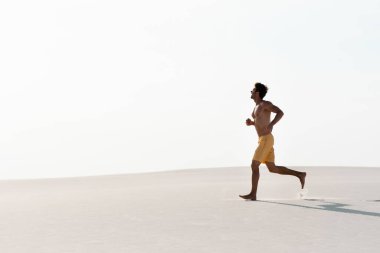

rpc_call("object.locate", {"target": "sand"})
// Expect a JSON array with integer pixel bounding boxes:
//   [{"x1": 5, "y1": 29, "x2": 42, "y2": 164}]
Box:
[{"x1": 0, "y1": 166, "x2": 379, "y2": 252}]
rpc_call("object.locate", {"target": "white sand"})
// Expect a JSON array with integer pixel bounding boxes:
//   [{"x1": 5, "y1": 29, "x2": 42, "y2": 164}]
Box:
[{"x1": 0, "y1": 166, "x2": 379, "y2": 252}]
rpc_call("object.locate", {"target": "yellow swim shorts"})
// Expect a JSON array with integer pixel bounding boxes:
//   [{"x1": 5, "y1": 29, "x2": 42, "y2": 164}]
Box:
[{"x1": 253, "y1": 133, "x2": 275, "y2": 163}]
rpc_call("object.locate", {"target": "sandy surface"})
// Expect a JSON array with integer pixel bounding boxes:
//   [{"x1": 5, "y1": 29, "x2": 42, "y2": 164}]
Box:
[{"x1": 0, "y1": 166, "x2": 379, "y2": 252}]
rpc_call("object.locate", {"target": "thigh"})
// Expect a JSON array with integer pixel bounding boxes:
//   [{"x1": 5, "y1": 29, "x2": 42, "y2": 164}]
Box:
[
  {"x1": 253, "y1": 138, "x2": 273, "y2": 163},
  {"x1": 266, "y1": 147, "x2": 275, "y2": 163}
]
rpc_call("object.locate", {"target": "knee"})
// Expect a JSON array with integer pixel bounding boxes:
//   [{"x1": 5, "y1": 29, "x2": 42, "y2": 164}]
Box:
[
  {"x1": 251, "y1": 167, "x2": 259, "y2": 175},
  {"x1": 251, "y1": 163, "x2": 260, "y2": 174},
  {"x1": 266, "y1": 163, "x2": 279, "y2": 173}
]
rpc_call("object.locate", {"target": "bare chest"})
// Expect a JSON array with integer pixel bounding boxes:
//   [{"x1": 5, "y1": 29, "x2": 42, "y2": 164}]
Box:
[{"x1": 252, "y1": 105, "x2": 265, "y2": 119}]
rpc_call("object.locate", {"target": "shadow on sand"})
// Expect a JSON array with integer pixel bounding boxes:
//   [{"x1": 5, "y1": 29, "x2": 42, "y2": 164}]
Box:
[{"x1": 258, "y1": 199, "x2": 380, "y2": 218}]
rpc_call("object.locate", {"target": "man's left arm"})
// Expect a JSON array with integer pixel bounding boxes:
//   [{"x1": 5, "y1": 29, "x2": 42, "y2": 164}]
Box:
[{"x1": 266, "y1": 102, "x2": 284, "y2": 131}]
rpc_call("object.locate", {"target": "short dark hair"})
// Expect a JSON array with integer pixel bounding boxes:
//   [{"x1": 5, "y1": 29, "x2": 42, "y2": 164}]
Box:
[{"x1": 255, "y1": 82, "x2": 268, "y2": 99}]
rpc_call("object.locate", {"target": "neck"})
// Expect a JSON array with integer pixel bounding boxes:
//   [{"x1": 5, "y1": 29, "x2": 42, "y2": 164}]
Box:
[{"x1": 255, "y1": 98, "x2": 263, "y2": 105}]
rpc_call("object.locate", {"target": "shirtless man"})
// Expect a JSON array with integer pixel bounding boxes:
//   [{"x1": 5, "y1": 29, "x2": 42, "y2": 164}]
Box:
[{"x1": 239, "y1": 82, "x2": 306, "y2": 201}]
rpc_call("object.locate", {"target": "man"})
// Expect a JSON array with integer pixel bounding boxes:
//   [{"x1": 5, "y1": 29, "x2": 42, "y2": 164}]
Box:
[{"x1": 239, "y1": 82, "x2": 306, "y2": 201}]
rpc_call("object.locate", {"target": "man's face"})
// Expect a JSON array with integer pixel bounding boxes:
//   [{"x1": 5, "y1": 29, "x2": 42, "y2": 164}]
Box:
[{"x1": 251, "y1": 88, "x2": 257, "y2": 99}]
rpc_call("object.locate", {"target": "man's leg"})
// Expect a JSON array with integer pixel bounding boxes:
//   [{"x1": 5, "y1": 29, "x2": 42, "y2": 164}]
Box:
[
  {"x1": 239, "y1": 160, "x2": 261, "y2": 200},
  {"x1": 265, "y1": 162, "x2": 307, "y2": 188}
]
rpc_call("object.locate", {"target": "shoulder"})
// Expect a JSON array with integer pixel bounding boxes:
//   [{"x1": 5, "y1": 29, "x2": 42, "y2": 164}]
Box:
[
  {"x1": 263, "y1": 100, "x2": 283, "y2": 113},
  {"x1": 263, "y1": 100, "x2": 280, "y2": 112},
  {"x1": 262, "y1": 100, "x2": 273, "y2": 108}
]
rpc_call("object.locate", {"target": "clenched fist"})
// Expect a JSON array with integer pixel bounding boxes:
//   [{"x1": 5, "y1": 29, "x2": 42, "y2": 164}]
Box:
[{"x1": 246, "y1": 118, "x2": 254, "y2": 126}]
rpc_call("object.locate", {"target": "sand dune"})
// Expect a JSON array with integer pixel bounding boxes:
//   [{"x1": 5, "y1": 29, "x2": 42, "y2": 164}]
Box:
[{"x1": 0, "y1": 166, "x2": 379, "y2": 252}]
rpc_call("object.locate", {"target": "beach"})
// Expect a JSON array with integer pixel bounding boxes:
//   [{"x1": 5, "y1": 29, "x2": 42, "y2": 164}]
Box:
[{"x1": 0, "y1": 166, "x2": 379, "y2": 252}]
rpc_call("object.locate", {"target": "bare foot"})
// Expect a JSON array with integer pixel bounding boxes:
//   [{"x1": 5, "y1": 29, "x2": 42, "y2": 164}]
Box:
[
  {"x1": 239, "y1": 194, "x2": 257, "y2": 201},
  {"x1": 299, "y1": 172, "x2": 306, "y2": 189}
]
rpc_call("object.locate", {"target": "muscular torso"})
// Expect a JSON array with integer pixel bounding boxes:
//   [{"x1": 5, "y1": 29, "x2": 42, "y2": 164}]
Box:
[{"x1": 252, "y1": 101, "x2": 272, "y2": 136}]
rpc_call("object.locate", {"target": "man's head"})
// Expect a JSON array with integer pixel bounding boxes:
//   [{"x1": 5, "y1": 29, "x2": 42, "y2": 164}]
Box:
[{"x1": 251, "y1": 82, "x2": 268, "y2": 100}]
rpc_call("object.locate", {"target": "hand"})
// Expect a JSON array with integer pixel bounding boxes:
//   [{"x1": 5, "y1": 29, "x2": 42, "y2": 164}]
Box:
[{"x1": 246, "y1": 118, "x2": 254, "y2": 126}]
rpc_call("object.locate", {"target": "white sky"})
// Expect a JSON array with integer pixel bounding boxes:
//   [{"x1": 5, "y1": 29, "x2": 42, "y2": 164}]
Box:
[{"x1": 0, "y1": 0, "x2": 379, "y2": 179}]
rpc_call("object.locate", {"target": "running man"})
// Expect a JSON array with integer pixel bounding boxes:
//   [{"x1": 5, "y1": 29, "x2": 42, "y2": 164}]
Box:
[{"x1": 239, "y1": 82, "x2": 306, "y2": 201}]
